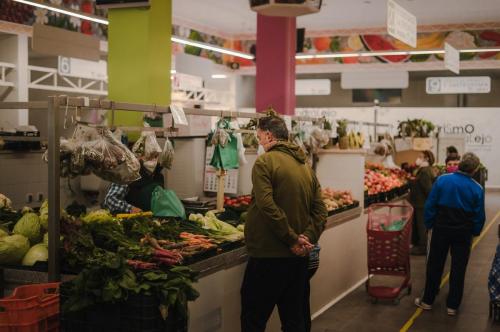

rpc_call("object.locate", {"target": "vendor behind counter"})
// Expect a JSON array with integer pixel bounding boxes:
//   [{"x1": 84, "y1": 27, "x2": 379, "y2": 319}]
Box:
[{"x1": 103, "y1": 162, "x2": 164, "y2": 214}]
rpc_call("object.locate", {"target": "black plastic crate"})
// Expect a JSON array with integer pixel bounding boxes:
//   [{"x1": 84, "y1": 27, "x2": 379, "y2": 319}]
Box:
[{"x1": 60, "y1": 284, "x2": 187, "y2": 332}]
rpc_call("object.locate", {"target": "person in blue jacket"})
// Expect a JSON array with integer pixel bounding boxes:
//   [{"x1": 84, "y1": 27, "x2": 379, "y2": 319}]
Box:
[{"x1": 415, "y1": 152, "x2": 485, "y2": 316}]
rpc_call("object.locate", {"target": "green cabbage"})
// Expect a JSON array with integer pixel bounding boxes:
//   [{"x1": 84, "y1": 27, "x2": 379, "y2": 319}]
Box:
[
  {"x1": 22, "y1": 244, "x2": 48, "y2": 266},
  {"x1": 39, "y1": 200, "x2": 49, "y2": 230},
  {"x1": 0, "y1": 193, "x2": 12, "y2": 209},
  {"x1": 13, "y1": 213, "x2": 41, "y2": 244},
  {"x1": 0, "y1": 234, "x2": 30, "y2": 264}
]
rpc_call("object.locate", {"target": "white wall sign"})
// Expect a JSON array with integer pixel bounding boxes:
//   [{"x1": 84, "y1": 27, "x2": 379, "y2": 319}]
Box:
[
  {"x1": 295, "y1": 79, "x2": 331, "y2": 96},
  {"x1": 426, "y1": 77, "x2": 491, "y2": 94},
  {"x1": 444, "y1": 43, "x2": 460, "y2": 74},
  {"x1": 172, "y1": 72, "x2": 204, "y2": 91},
  {"x1": 58, "y1": 56, "x2": 107, "y2": 80},
  {"x1": 341, "y1": 71, "x2": 409, "y2": 89},
  {"x1": 387, "y1": 0, "x2": 417, "y2": 48}
]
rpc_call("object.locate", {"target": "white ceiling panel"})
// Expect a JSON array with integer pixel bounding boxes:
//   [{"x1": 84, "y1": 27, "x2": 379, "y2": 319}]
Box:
[{"x1": 173, "y1": 0, "x2": 500, "y2": 37}]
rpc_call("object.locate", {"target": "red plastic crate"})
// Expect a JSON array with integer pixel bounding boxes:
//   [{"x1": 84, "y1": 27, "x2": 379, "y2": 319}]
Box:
[{"x1": 0, "y1": 283, "x2": 60, "y2": 332}]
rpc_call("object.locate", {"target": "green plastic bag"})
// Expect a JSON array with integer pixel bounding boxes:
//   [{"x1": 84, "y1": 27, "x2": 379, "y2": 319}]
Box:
[
  {"x1": 380, "y1": 220, "x2": 406, "y2": 231},
  {"x1": 209, "y1": 119, "x2": 239, "y2": 170},
  {"x1": 151, "y1": 186, "x2": 186, "y2": 219},
  {"x1": 210, "y1": 137, "x2": 239, "y2": 170}
]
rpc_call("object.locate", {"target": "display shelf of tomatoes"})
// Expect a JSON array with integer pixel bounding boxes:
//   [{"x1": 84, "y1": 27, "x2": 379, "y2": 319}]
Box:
[{"x1": 224, "y1": 195, "x2": 252, "y2": 212}]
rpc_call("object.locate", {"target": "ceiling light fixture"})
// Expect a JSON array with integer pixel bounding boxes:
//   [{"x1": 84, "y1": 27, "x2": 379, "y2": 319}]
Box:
[
  {"x1": 170, "y1": 69, "x2": 176, "y2": 74},
  {"x1": 460, "y1": 47, "x2": 500, "y2": 53},
  {"x1": 171, "y1": 36, "x2": 254, "y2": 60},
  {"x1": 295, "y1": 47, "x2": 500, "y2": 59},
  {"x1": 211, "y1": 74, "x2": 228, "y2": 79},
  {"x1": 13, "y1": 0, "x2": 109, "y2": 25}
]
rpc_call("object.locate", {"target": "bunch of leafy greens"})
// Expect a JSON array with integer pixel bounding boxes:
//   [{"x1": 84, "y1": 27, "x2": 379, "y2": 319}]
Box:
[{"x1": 60, "y1": 216, "x2": 199, "y2": 322}]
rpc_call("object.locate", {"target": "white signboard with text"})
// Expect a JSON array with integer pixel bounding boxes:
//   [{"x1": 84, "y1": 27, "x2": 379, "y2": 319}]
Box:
[
  {"x1": 426, "y1": 77, "x2": 491, "y2": 94},
  {"x1": 387, "y1": 0, "x2": 417, "y2": 48},
  {"x1": 58, "y1": 56, "x2": 107, "y2": 80},
  {"x1": 444, "y1": 43, "x2": 460, "y2": 74}
]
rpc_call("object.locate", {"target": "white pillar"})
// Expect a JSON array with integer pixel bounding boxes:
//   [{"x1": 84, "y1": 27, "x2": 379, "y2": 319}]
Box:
[{"x1": 0, "y1": 34, "x2": 29, "y2": 127}]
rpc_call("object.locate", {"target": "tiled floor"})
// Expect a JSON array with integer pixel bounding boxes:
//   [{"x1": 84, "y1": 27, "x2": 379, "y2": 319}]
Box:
[{"x1": 312, "y1": 192, "x2": 500, "y2": 332}]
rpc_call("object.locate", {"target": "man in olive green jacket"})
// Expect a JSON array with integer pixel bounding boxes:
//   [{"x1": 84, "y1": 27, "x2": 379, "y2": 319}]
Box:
[{"x1": 241, "y1": 115, "x2": 327, "y2": 332}]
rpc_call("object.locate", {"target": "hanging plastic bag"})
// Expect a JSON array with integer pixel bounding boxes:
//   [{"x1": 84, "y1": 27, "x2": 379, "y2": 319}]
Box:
[
  {"x1": 84, "y1": 128, "x2": 141, "y2": 185},
  {"x1": 43, "y1": 125, "x2": 96, "y2": 178},
  {"x1": 150, "y1": 186, "x2": 186, "y2": 219},
  {"x1": 159, "y1": 137, "x2": 175, "y2": 169},
  {"x1": 235, "y1": 132, "x2": 248, "y2": 165},
  {"x1": 132, "y1": 130, "x2": 162, "y2": 174},
  {"x1": 209, "y1": 119, "x2": 239, "y2": 170}
]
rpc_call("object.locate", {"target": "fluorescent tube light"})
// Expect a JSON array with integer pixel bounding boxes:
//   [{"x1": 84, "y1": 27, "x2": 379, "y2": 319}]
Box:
[
  {"x1": 211, "y1": 74, "x2": 227, "y2": 79},
  {"x1": 460, "y1": 47, "x2": 500, "y2": 53},
  {"x1": 171, "y1": 36, "x2": 254, "y2": 60},
  {"x1": 13, "y1": 0, "x2": 109, "y2": 25},
  {"x1": 359, "y1": 51, "x2": 409, "y2": 57},
  {"x1": 408, "y1": 50, "x2": 445, "y2": 55},
  {"x1": 296, "y1": 54, "x2": 315, "y2": 59}
]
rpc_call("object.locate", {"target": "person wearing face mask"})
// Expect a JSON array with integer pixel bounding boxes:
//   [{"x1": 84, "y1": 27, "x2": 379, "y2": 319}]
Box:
[
  {"x1": 445, "y1": 153, "x2": 461, "y2": 173},
  {"x1": 241, "y1": 114, "x2": 327, "y2": 332},
  {"x1": 415, "y1": 153, "x2": 485, "y2": 316},
  {"x1": 409, "y1": 150, "x2": 437, "y2": 255}
]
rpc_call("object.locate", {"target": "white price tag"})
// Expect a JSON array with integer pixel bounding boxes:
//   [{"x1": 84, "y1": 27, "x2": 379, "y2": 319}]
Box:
[
  {"x1": 170, "y1": 104, "x2": 189, "y2": 126},
  {"x1": 444, "y1": 43, "x2": 460, "y2": 75},
  {"x1": 387, "y1": 0, "x2": 417, "y2": 48}
]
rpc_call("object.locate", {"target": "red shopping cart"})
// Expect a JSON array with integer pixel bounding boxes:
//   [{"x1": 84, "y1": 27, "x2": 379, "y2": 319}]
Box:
[{"x1": 366, "y1": 202, "x2": 413, "y2": 304}]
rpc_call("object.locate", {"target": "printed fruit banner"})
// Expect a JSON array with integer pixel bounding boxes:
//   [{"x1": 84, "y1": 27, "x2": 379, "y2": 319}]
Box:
[{"x1": 235, "y1": 30, "x2": 500, "y2": 66}]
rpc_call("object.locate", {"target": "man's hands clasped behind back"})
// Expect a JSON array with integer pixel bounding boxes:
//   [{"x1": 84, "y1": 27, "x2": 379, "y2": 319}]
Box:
[{"x1": 291, "y1": 234, "x2": 314, "y2": 257}]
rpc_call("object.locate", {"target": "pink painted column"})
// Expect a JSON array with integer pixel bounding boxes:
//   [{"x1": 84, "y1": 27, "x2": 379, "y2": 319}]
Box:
[{"x1": 255, "y1": 14, "x2": 296, "y2": 115}]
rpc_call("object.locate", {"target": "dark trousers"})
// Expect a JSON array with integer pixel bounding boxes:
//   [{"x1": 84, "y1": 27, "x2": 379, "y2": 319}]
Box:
[
  {"x1": 412, "y1": 207, "x2": 428, "y2": 252},
  {"x1": 241, "y1": 257, "x2": 309, "y2": 332},
  {"x1": 422, "y1": 227, "x2": 472, "y2": 310},
  {"x1": 304, "y1": 268, "x2": 318, "y2": 332}
]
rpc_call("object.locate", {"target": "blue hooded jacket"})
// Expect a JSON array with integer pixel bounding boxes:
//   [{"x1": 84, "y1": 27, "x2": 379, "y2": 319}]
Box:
[{"x1": 424, "y1": 172, "x2": 485, "y2": 236}]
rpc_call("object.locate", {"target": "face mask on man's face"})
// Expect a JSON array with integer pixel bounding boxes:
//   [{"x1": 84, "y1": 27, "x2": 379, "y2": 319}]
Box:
[
  {"x1": 415, "y1": 158, "x2": 423, "y2": 166},
  {"x1": 446, "y1": 165, "x2": 459, "y2": 173}
]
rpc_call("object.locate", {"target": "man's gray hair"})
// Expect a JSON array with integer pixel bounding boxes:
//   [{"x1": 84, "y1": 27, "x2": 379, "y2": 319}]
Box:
[
  {"x1": 458, "y1": 152, "x2": 480, "y2": 174},
  {"x1": 258, "y1": 116, "x2": 289, "y2": 140}
]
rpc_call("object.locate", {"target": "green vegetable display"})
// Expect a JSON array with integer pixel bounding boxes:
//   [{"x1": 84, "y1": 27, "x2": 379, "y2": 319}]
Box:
[
  {"x1": 39, "y1": 200, "x2": 49, "y2": 230},
  {"x1": 0, "y1": 234, "x2": 30, "y2": 264},
  {"x1": 13, "y1": 212, "x2": 41, "y2": 244},
  {"x1": 188, "y1": 212, "x2": 244, "y2": 243},
  {"x1": 82, "y1": 209, "x2": 114, "y2": 224},
  {"x1": 22, "y1": 243, "x2": 48, "y2": 266}
]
